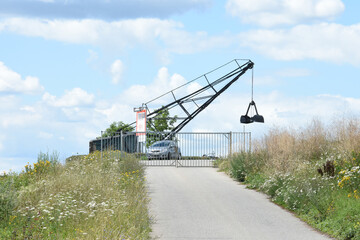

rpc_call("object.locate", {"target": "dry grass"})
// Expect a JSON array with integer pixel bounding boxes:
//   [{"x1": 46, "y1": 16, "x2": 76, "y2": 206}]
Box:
[
  {"x1": 224, "y1": 116, "x2": 360, "y2": 239},
  {"x1": 253, "y1": 117, "x2": 360, "y2": 174}
]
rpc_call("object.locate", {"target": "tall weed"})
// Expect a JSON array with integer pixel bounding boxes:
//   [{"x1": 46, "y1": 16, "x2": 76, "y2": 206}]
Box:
[
  {"x1": 225, "y1": 117, "x2": 360, "y2": 239},
  {"x1": 0, "y1": 150, "x2": 151, "y2": 239},
  {"x1": 0, "y1": 175, "x2": 17, "y2": 225}
]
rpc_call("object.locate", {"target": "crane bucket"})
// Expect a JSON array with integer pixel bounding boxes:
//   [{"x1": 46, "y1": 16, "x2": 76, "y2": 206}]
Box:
[{"x1": 240, "y1": 100, "x2": 264, "y2": 124}]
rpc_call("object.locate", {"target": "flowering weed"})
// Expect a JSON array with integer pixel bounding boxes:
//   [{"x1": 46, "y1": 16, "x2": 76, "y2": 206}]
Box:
[
  {"x1": 221, "y1": 117, "x2": 360, "y2": 239},
  {"x1": 0, "y1": 150, "x2": 151, "y2": 239}
]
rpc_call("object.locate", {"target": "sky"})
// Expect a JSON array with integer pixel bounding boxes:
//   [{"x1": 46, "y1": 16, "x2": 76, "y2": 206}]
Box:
[{"x1": 1, "y1": 0, "x2": 360, "y2": 172}]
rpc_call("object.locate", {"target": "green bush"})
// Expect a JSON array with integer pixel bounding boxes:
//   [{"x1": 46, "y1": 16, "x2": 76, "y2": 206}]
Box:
[
  {"x1": 229, "y1": 151, "x2": 266, "y2": 183},
  {"x1": 244, "y1": 173, "x2": 267, "y2": 189},
  {"x1": 0, "y1": 175, "x2": 17, "y2": 224},
  {"x1": 230, "y1": 153, "x2": 248, "y2": 182}
]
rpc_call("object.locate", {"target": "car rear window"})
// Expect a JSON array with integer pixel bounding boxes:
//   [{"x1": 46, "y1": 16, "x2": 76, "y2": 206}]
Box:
[{"x1": 152, "y1": 142, "x2": 170, "y2": 147}]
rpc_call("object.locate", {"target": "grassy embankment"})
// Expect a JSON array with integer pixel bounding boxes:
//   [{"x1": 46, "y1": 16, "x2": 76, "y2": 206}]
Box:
[
  {"x1": 217, "y1": 118, "x2": 360, "y2": 240},
  {"x1": 0, "y1": 151, "x2": 151, "y2": 239}
]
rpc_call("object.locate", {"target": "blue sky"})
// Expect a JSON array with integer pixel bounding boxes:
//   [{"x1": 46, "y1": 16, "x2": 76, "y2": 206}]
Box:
[{"x1": 1, "y1": 0, "x2": 360, "y2": 172}]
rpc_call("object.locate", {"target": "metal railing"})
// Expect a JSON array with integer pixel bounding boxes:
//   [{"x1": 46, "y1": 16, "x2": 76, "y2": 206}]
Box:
[{"x1": 89, "y1": 131, "x2": 251, "y2": 167}]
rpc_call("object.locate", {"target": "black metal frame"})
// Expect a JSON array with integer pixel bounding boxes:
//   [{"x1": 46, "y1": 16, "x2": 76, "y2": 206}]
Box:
[
  {"x1": 240, "y1": 100, "x2": 264, "y2": 124},
  {"x1": 139, "y1": 60, "x2": 254, "y2": 139}
]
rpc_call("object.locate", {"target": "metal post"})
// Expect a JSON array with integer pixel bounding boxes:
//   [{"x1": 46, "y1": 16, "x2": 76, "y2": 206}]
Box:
[
  {"x1": 101, "y1": 131, "x2": 103, "y2": 161},
  {"x1": 249, "y1": 132, "x2": 252, "y2": 153},
  {"x1": 243, "y1": 126, "x2": 246, "y2": 152},
  {"x1": 120, "y1": 131, "x2": 123, "y2": 160},
  {"x1": 229, "y1": 131, "x2": 232, "y2": 156}
]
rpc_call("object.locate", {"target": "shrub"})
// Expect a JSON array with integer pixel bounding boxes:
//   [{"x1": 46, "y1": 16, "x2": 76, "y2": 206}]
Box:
[
  {"x1": 230, "y1": 153, "x2": 248, "y2": 182},
  {"x1": 0, "y1": 175, "x2": 17, "y2": 225}
]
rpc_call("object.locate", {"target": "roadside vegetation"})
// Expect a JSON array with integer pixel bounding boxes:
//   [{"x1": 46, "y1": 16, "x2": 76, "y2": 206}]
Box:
[
  {"x1": 0, "y1": 150, "x2": 151, "y2": 239},
  {"x1": 218, "y1": 118, "x2": 360, "y2": 240}
]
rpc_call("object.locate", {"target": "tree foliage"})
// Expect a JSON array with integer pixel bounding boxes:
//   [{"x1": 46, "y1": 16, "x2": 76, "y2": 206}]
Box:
[
  {"x1": 102, "y1": 121, "x2": 134, "y2": 137},
  {"x1": 146, "y1": 108, "x2": 177, "y2": 147},
  {"x1": 147, "y1": 107, "x2": 177, "y2": 132}
]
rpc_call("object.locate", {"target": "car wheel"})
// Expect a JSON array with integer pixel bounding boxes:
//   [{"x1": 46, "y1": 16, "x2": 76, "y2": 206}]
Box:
[{"x1": 167, "y1": 153, "x2": 171, "y2": 160}]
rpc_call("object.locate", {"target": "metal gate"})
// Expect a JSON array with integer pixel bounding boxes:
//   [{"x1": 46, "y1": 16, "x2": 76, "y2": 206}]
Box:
[{"x1": 90, "y1": 131, "x2": 251, "y2": 167}]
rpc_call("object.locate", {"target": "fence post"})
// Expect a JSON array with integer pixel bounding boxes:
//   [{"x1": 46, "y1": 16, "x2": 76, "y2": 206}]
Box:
[
  {"x1": 229, "y1": 131, "x2": 232, "y2": 156},
  {"x1": 101, "y1": 131, "x2": 103, "y2": 161},
  {"x1": 120, "y1": 131, "x2": 123, "y2": 160},
  {"x1": 249, "y1": 132, "x2": 252, "y2": 153},
  {"x1": 243, "y1": 126, "x2": 246, "y2": 152}
]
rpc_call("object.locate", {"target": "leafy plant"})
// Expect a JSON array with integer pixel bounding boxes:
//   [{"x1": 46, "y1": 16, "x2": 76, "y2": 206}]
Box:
[
  {"x1": 102, "y1": 121, "x2": 135, "y2": 137},
  {"x1": 146, "y1": 107, "x2": 178, "y2": 147},
  {"x1": 147, "y1": 107, "x2": 177, "y2": 133},
  {"x1": 0, "y1": 175, "x2": 17, "y2": 224}
]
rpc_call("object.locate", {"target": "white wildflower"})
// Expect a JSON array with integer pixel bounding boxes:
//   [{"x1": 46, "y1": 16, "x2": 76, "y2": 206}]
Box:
[{"x1": 87, "y1": 201, "x2": 96, "y2": 208}]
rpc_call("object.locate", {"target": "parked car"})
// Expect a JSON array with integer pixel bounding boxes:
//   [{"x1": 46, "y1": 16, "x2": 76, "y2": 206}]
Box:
[
  {"x1": 146, "y1": 140, "x2": 181, "y2": 160},
  {"x1": 202, "y1": 151, "x2": 217, "y2": 159}
]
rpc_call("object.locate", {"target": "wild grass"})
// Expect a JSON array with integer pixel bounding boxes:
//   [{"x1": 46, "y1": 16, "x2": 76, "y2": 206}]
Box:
[
  {"x1": 0, "y1": 150, "x2": 151, "y2": 239},
  {"x1": 219, "y1": 117, "x2": 360, "y2": 240}
]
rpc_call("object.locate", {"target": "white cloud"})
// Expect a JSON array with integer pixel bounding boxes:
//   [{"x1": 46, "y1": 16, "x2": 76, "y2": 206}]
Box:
[
  {"x1": 0, "y1": 95, "x2": 43, "y2": 130},
  {"x1": 0, "y1": 111, "x2": 42, "y2": 128},
  {"x1": 95, "y1": 103, "x2": 135, "y2": 126},
  {"x1": 43, "y1": 88, "x2": 95, "y2": 107},
  {"x1": 0, "y1": 135, "x2": 4, "y2": 152},
  {"x1": 0, "y1": 61, "x2": 44, "y2": 94},
  {"x1": 226, "y1": 0, "x2": 345, "y2": 27},
  {"x1": 0, "y1": 18, "x2": 175, "y2": 45},
  {"x1": 253, "y1": 93, "x2": 360, "y2": 127},
  {"x1": 252, "y1": 76, "x2": 280, "y2": 86},
  {"x1": 186, "y1": 82, "x2": 204, "y2": 95},
  {"x1": 120, "y1": 67, "x2": 187, "y2": 106},
  {"x1": 86, "y1": 49, "x2": 98, "y2": 64},
  {"x1": 38, "y1": 131, "x2": 53, "y2": 139},
  {"x1": 0, "y1": 95, "x2": 19, "y2": 110},
  {"x1": 240, "y1": 23, "x2": 360, "y2": 65},
  {"x1": 110, "y1": 59, "x2": 124, "y2": 84},
  {"x1": 0, "y1": 18, "x2": 232, "y2": 60},
  {"x1": 186, "y1": 91, "x2": 360, "y2": 138},
  {"x1": 20, "y1": 106, "x2": 36, "y2": 113},
  {"x1": 0, "y1": 0, "x2": 211, "y2": 20},
  {"x1": 276, "y1": 68, "x2": 311, "y2": 78}
]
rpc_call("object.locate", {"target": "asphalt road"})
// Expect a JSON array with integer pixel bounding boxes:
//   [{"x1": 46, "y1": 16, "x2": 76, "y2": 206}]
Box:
[{"x1": 146, "y1": 167, "x2": 331, "y2": 240}]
